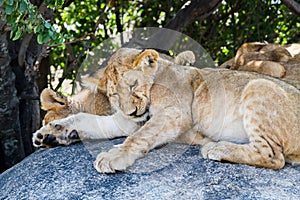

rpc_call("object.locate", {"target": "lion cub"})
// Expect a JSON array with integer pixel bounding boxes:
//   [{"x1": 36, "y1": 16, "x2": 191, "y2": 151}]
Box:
[
  {"x1": 221, "y1": 42, "x2": 300, "y2": 89},
  {"x1": 33, "y1": 50, "x2": 197, "y2": 147},
  {"x1": 33, "y1": 48, "x2": 299, "y2": 173},
  {"x1": 94, "y1": 49, "x2": 299, "y2": 172},
  {"x1": 40, "y1": 50, "x2": 195, "y2": 125}
]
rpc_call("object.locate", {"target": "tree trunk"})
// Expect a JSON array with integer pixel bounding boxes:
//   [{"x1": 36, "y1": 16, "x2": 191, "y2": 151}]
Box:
[
  {"x1": 165, "y1": 0, "x2": 222, "y2": 32},
  {"x1": 0, "y1": 34, "x2": 42, "y2": 173},
  {"x1": 6, "y1": 34, "x2": 42, "y2": 163},
  {"x1": 0, "y1": 32, "x2": 25, "y2": 172},
  {"x1": 0, "y1": 1, "x2": 53, "y2": 172}
]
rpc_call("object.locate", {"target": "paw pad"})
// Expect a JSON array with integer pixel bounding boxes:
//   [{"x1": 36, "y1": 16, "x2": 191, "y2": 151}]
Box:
[
  {"x1": 69, "y1": 130, "x2": 79, "y2": 139},
  {"x1": 43, "y1": 134, "x2": 59, "y2": 147},
  {"x1": 36, "y1": 133, "x2": 43, "y2": 139}
]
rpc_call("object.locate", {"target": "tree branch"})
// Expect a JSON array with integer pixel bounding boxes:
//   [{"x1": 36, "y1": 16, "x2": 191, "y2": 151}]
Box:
[
  {"x1": 18, "y1": 34, "x2": 33, "y2": 67},
  {"x1": 53, "y1": 8, "x2": 106, "y2": 91},
  {"x1": 54, "y1": 37, "x2": 94, "y2": 91},
  {"x1": 281, "y1": 0, "x2": 300, "y2": 16},
  {"x1": 164, "y1": 0, "x2": 222, "y2": 32},
  {"x1": 130, "y1": 0, "x2": 222, "y2": 51},
  {"x1": 18, "y1": 2, "x2": 53, "y2": 67}
]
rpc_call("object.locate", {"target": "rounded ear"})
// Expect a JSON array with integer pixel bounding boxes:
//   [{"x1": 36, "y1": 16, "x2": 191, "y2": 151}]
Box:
[
  {"x1": 40, "y1": 88, "x2": 68, "y2": 111},
  {"x1": 174, "y1": 50, "x2": 195, "y2": 66},
  {"x1": 238, "y1": 42, "x2": 267, "y2": 54},
  {"x1": 132, "y1": 49, "x2": 159, "y2": 71}
]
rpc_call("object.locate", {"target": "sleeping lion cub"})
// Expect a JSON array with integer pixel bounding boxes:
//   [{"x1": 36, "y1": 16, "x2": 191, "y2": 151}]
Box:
[
  {"x1": 33, "y1": 48, "x2": 299, "y2": 173},
  {"x1": 40, "y1": 50, "x2": 195, "y2": 125},
  {"x1": 221, "y1": 42, "x2": 300, "y2": 89},
  {"x1": 40, "y1": 42, "x2": 300, "y2": 125}
]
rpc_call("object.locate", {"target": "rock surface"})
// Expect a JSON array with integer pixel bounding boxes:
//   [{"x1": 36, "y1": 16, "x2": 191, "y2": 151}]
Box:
[{"x1": 1, "y1": 138, "x2": 300, "y2": 200}]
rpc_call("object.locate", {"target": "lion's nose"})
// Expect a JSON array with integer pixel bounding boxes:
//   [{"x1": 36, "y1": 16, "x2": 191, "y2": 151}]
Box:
[{"x1": 128, "y1": 107, "x2": 138, "y2": 116}]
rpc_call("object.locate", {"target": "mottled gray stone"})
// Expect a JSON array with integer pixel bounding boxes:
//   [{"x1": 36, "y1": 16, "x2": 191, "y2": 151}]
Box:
[{"x1": 1, "y1": 139, "x2": 299, "y2": 200}]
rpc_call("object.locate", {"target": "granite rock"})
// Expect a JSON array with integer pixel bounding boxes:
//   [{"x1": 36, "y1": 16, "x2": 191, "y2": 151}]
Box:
[{"x1": 1, "y1": 138, "x2": 299, "y2": 200}]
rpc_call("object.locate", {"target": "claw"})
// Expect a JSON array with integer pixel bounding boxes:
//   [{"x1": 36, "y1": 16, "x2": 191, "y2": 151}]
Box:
[{"x1": 55, "y1": 124, "x2": 62, "y2": 130}]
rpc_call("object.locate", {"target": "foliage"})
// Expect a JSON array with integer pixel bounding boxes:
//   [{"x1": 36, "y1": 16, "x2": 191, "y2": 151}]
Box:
[
  {"x1": 187, "y1": 0, "x2": 300, "y2": 64},
  {"x1": 2, "y1": 0, "x2": 299, "y2": 90},
  {"x1": 1, "y1": 0, "x2": 63, "y2": 44}
]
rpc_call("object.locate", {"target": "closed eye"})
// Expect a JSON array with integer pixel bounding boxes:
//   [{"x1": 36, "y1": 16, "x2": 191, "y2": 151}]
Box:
[
  {"x1": 109, "y1": 93, "x2": 119, "y2": 97},
  {"x1": 129, "y1": 80, "x2": 138, "y2": 91}
]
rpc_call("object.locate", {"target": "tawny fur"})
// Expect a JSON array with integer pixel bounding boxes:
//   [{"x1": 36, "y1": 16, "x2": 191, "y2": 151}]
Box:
[
  {"x1": 220, "y1": 42, "x2": 300, "y2": 89},
  {"x1": 95, "y1": 50, "x2": 299, "y2": 172},
  {"x1": 35, "y1": 50, "x2": 198, "y2": 147},
  {"x1": 41, "y1": 50, "x2": 196, "y2": 124},
  {"x1": 41, "y1": 87, "x2": 112, "y2": 125},
  {"x1": 33, "y1": 47, "x2": 300, "y2": 173}
]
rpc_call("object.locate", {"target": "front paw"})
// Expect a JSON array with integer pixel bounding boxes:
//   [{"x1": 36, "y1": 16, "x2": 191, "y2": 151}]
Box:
[
  {"x1": 201, "y1": 141, "x2": 231, "y2": 161},
  {"x1": 94, "y1": 148, "x2": 137, "y2": 173},
  {"x1": 32, "y1": 121, "x2": 80, "y2": 148}
]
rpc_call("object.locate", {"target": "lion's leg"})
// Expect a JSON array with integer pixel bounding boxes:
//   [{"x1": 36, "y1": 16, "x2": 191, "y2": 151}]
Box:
[
  {"x1": 94, "y1": 110, "x2": 190, "y2": 173},
  {"x1": 238, "y1": 60, "x2": 286, "y2": 78},
  {"x1": 32, "y1": 112, "x2": 139, "y2": 148},
  {"x1": 286, "y1": 154, "x2": 300, "y2": 166},
  {"x1": 174, "y1": 129, "x2": 213, "y2": 146},
  {"x1": 201, "y1": 141, "x2": 285, "y2": 169},
  {"x1": 201, "y1": 79, "x2": 296, "y2": 169}
]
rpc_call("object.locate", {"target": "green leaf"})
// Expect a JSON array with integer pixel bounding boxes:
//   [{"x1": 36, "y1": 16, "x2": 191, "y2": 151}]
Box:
[
  {"x1": 42, "y1": 33, "x2": 51, "y2": 43},
  {"x1": 5, "y1": 5, "x2": 15, "y2": 15},
  {"x1": 48, "y1": 29, "x2": 54, "y2": 37},
  {"x1": 57, "y1": 37, "x2": 64, "y2": 44},
  {"x1": 10, "y1": 31, "x2": 14, "y2": 39},
  {"x1": 50, "y1": 26, "x2": 56, "y2": 32},
  {"x1": 44, "y1": 21, "x2": 51, "y2": 29},
  {"x1": 11, "y1": 24, "x2": 18, "y2": 32},
  {"x1": 37, "y1": 14, "x2": 43, "y2": 19},
  {"x1": 37, "y1": 32, "x2": 51, "y2": 44},
  {"x1": 0, "y1": 0, "x2": 4, "y2": 7},
  {"x1": 34, "y1": 24, "x2": 44, "y2": 33},
  {"x1": 6, "y1": 15, "x2": 15, "y2": 24},
  {"x1": 19, "y1": 0, "x2": 28, "y2": 12},
  {"x1": 12, "y1": 27, "x2": 23, "y2": 40},
  {"x1": 37, "y1": 34, "x2": 44, "y2": 44},
  {"x1": 7, "y1": 0, "x2": 14, "y2": 5},
  {"x1": 26, "y1": 23, "x2": 33, "y2": 32}
]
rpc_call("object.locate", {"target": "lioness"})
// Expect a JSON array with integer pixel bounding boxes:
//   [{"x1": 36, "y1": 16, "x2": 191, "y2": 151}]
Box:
[{"x1": 33, "y1": 48, "x2": 300, "y2": 173}]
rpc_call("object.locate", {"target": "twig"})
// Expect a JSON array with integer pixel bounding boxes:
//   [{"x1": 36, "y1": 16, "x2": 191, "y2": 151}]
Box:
[
  {"x1": 54, "y1": 35, "x2": 95, "y2": 91},
  {"x1": 51, "y1": 33, "x2": 94, "y2": 47},
  {"x1": 53, "y1": 2, "x2": 108, "y2": 91},
  {"x1": 282, "y1": 0, "x2": 300, "y2": 16}
]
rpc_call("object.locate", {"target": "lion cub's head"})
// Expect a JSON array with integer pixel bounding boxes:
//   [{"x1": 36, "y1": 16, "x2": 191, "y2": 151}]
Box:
[
  {"x1": 108, "y1": 49, "x2": 159, "y2": 122},
  {"x1": 40, "y1": 87, "x2": 112, "y2": 125},
  {"x1": 40, "y1": 88, "x2": 73, "y2": 124},
  {"x1": 103, "y1": 48, "x2": 196, "y2": 122}
]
